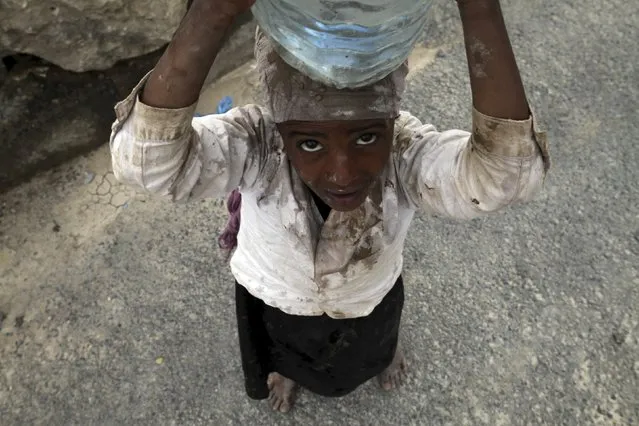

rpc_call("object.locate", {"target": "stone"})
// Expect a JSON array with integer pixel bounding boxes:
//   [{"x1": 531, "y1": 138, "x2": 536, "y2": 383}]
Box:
[
  {"x1": 0, "y1": 0, "x2": 188, "y2": 72},
  {"x1": 0, "y1": 11, "x2": 257, "y2": 193}
]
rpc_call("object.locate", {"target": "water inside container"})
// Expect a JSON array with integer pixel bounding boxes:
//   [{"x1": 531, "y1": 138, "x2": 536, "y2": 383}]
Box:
[{"x1": 252, "y1": 0, "x2": 434, "y2": 88}]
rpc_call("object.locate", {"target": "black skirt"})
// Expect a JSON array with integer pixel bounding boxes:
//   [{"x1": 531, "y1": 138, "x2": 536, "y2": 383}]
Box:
[{"x1": 235, "y1": 276, "x2": 404, "y2": 399}]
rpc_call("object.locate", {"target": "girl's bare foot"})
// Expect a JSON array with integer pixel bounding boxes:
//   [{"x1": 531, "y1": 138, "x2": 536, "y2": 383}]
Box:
[
  {"x1": 267, "y1": 372, "x2": 298, "y2": 413},
  {"x1": 377, "y1": 346, "x2": 408, "y2": 391}
]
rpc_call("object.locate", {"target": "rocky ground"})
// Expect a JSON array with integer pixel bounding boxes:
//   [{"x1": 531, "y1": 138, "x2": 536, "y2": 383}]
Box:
[{"x1": 1, "y1": 0, "x2": 638, "y2": 425}]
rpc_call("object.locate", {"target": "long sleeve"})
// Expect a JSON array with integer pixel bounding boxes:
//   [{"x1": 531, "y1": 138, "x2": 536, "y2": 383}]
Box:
[
  {"x1": 395, "y1": 108, "x2": 550, "y2": 219},
  {"x1": 109, "y1": 73, "x2": 280, "y2": 202}
]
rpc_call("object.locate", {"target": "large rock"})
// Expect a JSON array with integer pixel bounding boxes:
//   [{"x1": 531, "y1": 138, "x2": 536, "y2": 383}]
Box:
[
  {"x1": 0, "y1": 0, "x2": 188, "y2": 72},
  {"x1": 0, "y1": 13, "x2": 258, "y2": 193}
]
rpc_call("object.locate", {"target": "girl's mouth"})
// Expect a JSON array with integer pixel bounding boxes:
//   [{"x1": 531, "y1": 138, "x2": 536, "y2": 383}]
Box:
[{"x1": 323, "y1": 186, "x2": 368, "y2": 210}]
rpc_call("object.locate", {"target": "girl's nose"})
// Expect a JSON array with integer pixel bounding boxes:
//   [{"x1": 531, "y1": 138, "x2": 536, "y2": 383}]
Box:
[{"x1": 325, "y1": 152, "x2": 358, "y2": 186}]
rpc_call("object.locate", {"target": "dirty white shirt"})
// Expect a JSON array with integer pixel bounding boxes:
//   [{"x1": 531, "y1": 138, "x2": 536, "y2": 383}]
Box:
[{"x1": 110, "y1": 76, "x2": 550, "y2": 319}]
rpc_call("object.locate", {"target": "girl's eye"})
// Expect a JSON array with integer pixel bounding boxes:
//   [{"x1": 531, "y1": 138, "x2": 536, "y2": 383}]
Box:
[
  {"x1": 299, "y1": 139, "x2": 323, "y2": 153},
  {"x1": 356, "y1": 133, "x2": 378, "y2": 145}
]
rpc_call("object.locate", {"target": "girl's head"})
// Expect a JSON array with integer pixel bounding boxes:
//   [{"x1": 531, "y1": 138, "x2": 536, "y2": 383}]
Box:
[
  {"x1": 219, "y1": 30, "x2": 408, "y2": 250},
  {"x1": 255, "y1": 28, "x2": 408, "y2": 211},
  {"x1": 277, "y1": 117, "x2": 394, "y2": 211}
]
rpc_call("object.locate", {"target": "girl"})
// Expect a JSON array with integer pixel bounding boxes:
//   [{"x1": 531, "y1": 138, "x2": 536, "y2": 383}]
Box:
[{"x1": 110, "y1": 0, "x2": 549, "y2": 413}]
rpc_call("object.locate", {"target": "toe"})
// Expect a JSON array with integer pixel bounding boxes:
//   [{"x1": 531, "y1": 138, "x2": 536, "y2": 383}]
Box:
[
  {"x1": 383, "y1": 377, "x2": 393, "y2": 391},
  {"x1": 271, "y1": 397, "x2": 282, "y2": 412},
  {"x1": 279, "y1": 400, "x2": 291, "y2": 413}
]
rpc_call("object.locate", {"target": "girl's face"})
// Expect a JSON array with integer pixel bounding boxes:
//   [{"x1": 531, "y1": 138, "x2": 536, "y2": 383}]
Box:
[{"x1": 277, "y1": 118, "x2": 395, "y2": 212}]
